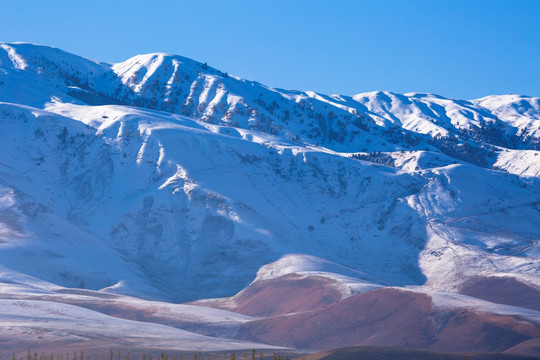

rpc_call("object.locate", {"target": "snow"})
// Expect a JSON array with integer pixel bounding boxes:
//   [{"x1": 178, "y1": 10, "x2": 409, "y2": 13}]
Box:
[
  {"x1": 474, "y1": 94, "x2": 540, "y2": 139},
  {"x1": 493, "y1": 149, "x2": 540, "y2": 177},
  {"x1": 0, "y1": 298, "x2": 284, "y2": 352},
  {"x1": 254, "y1": 254, "x2": 380, "y2": 284},
  {"x1": 428, "y1": 290, "x2": 540, "y2": 325},
  {"x1": 251, "y1": 254, "x2": 382, "y2": 297}
]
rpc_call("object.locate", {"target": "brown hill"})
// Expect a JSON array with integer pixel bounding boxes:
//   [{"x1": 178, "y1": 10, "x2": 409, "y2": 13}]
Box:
[
  {"x1": 460, "y1": 276, "x2": 540, "y2": 312},
  {"x1": 232, "y1": 274, "x2": 344, "y2": 316},
  {"x1": 235, "y1": 288, "x2": 540, "y2": 353},
  {"x1": 505, "y1": 338, "x2": 540, "y2": 358},
  {"x1": 193, "y1": 274, "x2": 345, "y2": 316}
]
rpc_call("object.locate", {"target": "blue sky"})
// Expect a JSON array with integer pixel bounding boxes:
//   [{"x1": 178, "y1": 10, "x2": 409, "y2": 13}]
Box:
[{"x1": 1, "y1": 0, "x2": 539, "y2": 99}]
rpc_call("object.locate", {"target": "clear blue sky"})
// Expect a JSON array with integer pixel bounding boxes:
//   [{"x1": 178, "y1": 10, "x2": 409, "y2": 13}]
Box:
[{"x1": 1, "y1": 0, "x2": 539, "y2": 99}]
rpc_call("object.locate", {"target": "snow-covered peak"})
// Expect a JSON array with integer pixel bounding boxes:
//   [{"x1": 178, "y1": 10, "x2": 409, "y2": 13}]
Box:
[
  {"x1": 0, "y1": 42, "x2": 107, "y2": 73},
  {"x1": 473, "y1": 94, "x2": 540, "y2": 138},
  {"x1": 352, "y1": 90, "x2": 498, "y2": 135},
  {"x1": 112, "y1": 52, "x2": 222, "y2": 93}
]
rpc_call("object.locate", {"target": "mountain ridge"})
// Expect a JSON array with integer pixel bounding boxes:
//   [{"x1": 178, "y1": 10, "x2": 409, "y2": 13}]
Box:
[{"x1": 2, "y1": 42, "x2": 539, "y2": 153}]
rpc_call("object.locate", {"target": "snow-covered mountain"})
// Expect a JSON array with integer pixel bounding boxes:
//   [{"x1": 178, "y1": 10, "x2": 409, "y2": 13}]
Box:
[
  {"x1": 2, "y1": 43, "x2": 539, "y2": 167},
  {"x1": 0, "y1": 42, "x2": 539, "y2": 356}
]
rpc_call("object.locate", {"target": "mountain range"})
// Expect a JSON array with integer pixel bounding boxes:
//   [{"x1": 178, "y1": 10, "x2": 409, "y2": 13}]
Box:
[{"x1": 0, "y1": 42, "x2": 539, "y2": 357}]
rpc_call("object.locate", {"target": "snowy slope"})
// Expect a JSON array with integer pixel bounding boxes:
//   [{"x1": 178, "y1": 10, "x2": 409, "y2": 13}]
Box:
[
  {"x1": 0, "y1": 101, "x2": 432, "y2": 299},
  {"x1": 0, "y1": 298, "x2": 283, "y2": 354},
  {"x1": 474, "y1": 95, "x2": 540, "y2": 139},
  {"x1": 0, "y1": 98, "x2": 538, "y2": 300},
  {"x1": 493, "y1": 149, "x2": 540, "y2": 177}
]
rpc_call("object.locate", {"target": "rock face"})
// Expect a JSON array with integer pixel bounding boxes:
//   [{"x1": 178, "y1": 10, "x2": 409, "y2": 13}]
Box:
[{"x1": 0, "y1": 42, "x2": 539, "y2": 354}]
